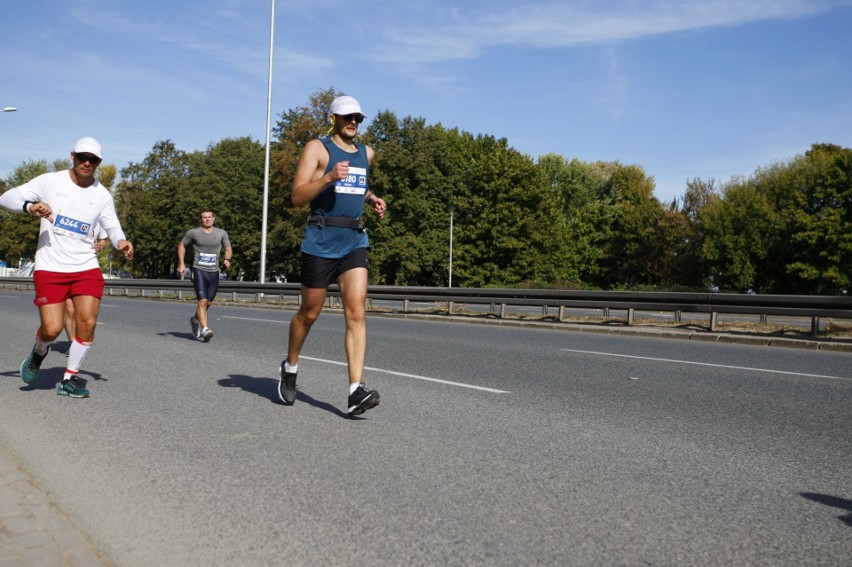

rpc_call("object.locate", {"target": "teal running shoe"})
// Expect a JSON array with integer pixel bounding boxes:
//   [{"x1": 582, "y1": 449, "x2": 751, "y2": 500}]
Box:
[
  {"x1": 57, "y1": 377, "x2": 90, "y2": 398},
  {"x1": 20, "y1": 345, "x2": 49, "y2": 384}
]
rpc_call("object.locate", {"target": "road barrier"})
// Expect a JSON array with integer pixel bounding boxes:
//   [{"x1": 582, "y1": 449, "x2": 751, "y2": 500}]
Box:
[{"x1": 3, "y1": 277, "x2": 851, "y2": 336}]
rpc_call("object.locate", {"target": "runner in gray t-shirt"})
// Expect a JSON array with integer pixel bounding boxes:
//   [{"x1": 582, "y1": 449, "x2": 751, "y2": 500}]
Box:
[{"x1": 177, "y1": 209, "x2": 232, "y2": 342}]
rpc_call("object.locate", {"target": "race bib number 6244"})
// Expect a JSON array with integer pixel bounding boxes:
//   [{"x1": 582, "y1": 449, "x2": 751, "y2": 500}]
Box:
[{"x1": 53, "y1": 214, "x2": 91, "y2": 240}]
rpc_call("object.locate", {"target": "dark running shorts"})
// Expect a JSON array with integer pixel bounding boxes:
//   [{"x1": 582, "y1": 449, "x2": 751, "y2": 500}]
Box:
[
  {"x1": 300, "y1": 248, "x2": 369, "y2": 289},
  {"x1": 192, "y1": 268, "x2": 220, "y2": 301}
]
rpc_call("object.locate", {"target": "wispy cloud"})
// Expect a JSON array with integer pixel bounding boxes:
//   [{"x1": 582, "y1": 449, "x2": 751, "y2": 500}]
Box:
[{"x1": 374, "y1": 0, "x2": 852, "y2": 63}]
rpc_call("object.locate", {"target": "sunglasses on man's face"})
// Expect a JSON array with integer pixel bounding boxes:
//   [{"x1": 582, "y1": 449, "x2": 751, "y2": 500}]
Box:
[
  {"x1": 338, "y1": 113, "x2": 364, "y2": 124},
  {"x1": 74, "y1": 153, "x2": 102, "y2": 165}
]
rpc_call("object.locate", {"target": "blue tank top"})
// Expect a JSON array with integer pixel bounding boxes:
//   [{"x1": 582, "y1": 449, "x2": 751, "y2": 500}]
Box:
[{"x1": 300, "y1": 138, "x2": 370, "y2": 258}]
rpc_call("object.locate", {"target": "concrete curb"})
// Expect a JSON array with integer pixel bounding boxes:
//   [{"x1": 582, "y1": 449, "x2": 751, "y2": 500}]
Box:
[{"x1": 0, "y1": 450, "x2": 107, "y2": 567}]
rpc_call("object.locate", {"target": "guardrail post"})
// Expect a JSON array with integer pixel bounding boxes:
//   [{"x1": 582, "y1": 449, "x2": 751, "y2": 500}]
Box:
[
  {"x1": 710, "y1": 312, "x2": 718, "y2": 332},
  {"x1": 811, "y1": 317, "x2": 819, "y2": 337},
  {"x1": 558, "y1": 306, "x2": 565, "y2": 321},
  {"x1": 500, "y1": 304, "x2": 506, "y2": 318},
  {"x1": 628, "y1": 308, "x2": 635, "y2": 325}
]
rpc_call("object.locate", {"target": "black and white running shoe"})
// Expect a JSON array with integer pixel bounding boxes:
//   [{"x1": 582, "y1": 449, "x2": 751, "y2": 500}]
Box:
[
  {"x1": 347, "y1": 383, "x2": 380, "y2": 416},
  {"x1": 278, "y1": 362, "x2": 297, "y2": 405}
]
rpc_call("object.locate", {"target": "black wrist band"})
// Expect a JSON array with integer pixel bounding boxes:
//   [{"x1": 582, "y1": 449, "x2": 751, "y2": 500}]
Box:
[{"x1": 23, "y1": 200, "x2": 38, "y2": 213}]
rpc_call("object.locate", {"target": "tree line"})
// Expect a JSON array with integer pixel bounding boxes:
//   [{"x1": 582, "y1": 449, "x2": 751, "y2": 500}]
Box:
[{"x1": 2, "y1": 87, "x2": 851, "y2": 295}]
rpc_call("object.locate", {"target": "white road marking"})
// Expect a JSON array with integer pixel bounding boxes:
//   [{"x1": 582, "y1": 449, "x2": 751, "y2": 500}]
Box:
[
  {"x1": 221, "y1": 315, "x2": 289, "y2": 324},
  {"x1": 560, "y1": 349, "x2": 852, "y2": 382},
  {"x1": 299, "y1": 355, "x2": 510, "y2": 393}
]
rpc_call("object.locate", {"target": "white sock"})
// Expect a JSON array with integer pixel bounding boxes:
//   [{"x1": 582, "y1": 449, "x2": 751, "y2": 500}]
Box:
[
  {"x1": 349, "y1": 382, "x2": 362, "y2": 395},
  {"x1": 284, "y1": 361, "x2": 298, "y2": 374},
  {"x1": 65, "y1": 337, "x2": 92, "y2": 380},
  {"x1": 34, "y1": 330, "x2": 51, "y2": 356}
]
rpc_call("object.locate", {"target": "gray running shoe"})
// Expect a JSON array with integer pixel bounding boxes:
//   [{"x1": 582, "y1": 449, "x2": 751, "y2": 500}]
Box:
[
  {"x1": 21, "y1": 345, "x2": 49, "y2": 384},
  {"x1": 190, "y1": 317, "x2": 199, "y2": 337},
  {"x1": 347, "y1": 383, "x2": 380, "y2": 416},
  {"x1": 201, "y1": 327, "x2": 213, "y2": 342},
  {"x1": 278, "y1": 362, "x2": 297, "y2": 405},
  {"x1": 57, "y1": 377, "x2": 90, "y2": 398}
]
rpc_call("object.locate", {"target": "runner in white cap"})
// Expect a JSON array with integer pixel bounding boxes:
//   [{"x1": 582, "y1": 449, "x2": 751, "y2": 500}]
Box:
[
  {"x1": 279, "y1": 95, "x2": 387, "y2": 416},
  {"x1": 0, "y1": 137, "x2": 134, "y2": 398}
]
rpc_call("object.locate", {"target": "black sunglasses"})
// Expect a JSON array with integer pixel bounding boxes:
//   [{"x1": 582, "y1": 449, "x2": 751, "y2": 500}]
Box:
[
  {"x1": 337, "y1": 113, "x2": 364, "y2": 124},
  {"x1": 74, "y1": 152, "x2": 102, "y2": 165}
]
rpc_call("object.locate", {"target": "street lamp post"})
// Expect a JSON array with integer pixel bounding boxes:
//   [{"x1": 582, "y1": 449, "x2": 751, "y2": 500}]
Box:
[
  {"x1": 448, "y1": 205, "x2": 454, "y2": 287},
  {"x1": 259, "y1": 0, "x2": 275, "y2": 284}
]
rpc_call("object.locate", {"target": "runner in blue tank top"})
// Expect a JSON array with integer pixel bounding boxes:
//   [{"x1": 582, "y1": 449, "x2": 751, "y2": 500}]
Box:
[{"x1": 279, "y1": 95, "x2": 388, "y2": 417}]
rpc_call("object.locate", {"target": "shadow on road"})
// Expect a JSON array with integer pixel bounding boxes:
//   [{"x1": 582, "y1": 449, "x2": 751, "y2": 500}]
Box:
[
  {"x1": 217, "y1": 374, "x2": 360, "y2": 419},
  {"x1": 1, "y1": 367, "x2": 104, "y2": 391},
  {"x1": 157, "y1": 331, "x2": 201, "y2": 342},
  {"x1": 801, "y1": 492, "x2": 852, "y2": 526}
]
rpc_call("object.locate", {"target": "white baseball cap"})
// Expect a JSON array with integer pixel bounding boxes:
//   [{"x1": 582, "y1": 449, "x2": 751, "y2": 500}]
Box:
[
  {"x1": 73, "y1": 137, "x2": 102, "y2": 159},
  {"x1": 330, "y1": 96, "x2": 365, "y2": 118}
]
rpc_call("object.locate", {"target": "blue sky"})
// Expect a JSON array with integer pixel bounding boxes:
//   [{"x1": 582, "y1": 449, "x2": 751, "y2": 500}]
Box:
[{"x1": 1, "y1": 0, "x2": 850, "y2": 203}]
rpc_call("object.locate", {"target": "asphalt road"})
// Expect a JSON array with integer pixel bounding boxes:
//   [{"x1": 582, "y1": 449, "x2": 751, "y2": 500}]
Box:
[{"x1": 1, "y1": 291, "x2": 850, "y2": 566}]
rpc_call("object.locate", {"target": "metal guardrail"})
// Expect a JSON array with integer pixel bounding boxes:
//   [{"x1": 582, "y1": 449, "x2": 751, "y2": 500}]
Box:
[{"x1": 3, "y1": 276, "x2": 851, "y2": 336}]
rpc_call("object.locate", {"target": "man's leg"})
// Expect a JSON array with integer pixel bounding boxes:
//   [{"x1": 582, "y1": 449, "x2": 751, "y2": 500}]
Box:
[
  {"x1": 278, "y1": 285, "x2": 327, "y2": 404},
  {"x1": 37, "y1": 303, "x2": 66, "y2": 342},
  {"x1": 72, "y1": 295, "x2": 101, "y2": 342},
  {"x1": 196, "y1": 270, "x2": 218, "y2": 341},
  {"x1": 287, "y1": 286, "x2": 328, "y2": 366},
  {"x1": 338, "y1": 267, "x2": 380, "y2": 416},
  {"x1": 57, "y1": 295, "x2": 100, "y2": 398},
  {"x1": 196, "y1": 299, "x2": 211, "y2": 329},
  {"x1": 21, "y1": 302, "x2": 64, "y2": 383},
  {"x1": 337, "y1": 267, "x2": 368, "y2": 385},
  {"x1": 64, "y1": 298, "x2": 76, "y2": 342}
]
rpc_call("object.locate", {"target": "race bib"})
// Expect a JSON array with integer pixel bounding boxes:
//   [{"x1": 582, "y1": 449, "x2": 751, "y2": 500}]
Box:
[
  {"x1": 334, "y1": 167, "x2": 367, "y2": 195},
  {"x1": 198, "y1": 253, "x2": 218, "y2": 266},
  {"x1": 53, "y1": 214, "x2": 91, "y2": 240}
]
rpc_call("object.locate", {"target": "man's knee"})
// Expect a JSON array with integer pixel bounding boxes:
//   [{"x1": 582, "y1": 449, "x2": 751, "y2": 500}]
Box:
[
  {"x1": 39, "y1": 324, "x2": 63, "y2": 342},
  {"x1": 296, "y1": 304, "x2": 322, "y2": 326}
]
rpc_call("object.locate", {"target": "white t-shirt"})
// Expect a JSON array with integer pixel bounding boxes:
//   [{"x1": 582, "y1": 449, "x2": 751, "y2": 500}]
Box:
[{"x1": 0, "y1": 170, "x2": 127, "y2": 273}]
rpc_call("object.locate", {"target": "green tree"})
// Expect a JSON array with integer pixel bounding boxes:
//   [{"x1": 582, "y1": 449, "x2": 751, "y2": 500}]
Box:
[
  {"x1": 702, "y1": 179, "x2": 776, "y2": 292},
  {"x1": 115, "y1": 141, "x2": 192, "y2": 277},
  {"x1": 366, "y1": 113, "x2": 460, "y2": 285},
  {"x1": 756, "y1": 143, "x2": 852, "y2": 293},
  {"x1": 702, "y1": 143, "x2": 852, "y2": 294},
  {"x1": 536, "y1": 155, "x2": 616, "y2": 285},
  {"x1": 667, "y1": 178, "x2": 721, "y2": 290}
]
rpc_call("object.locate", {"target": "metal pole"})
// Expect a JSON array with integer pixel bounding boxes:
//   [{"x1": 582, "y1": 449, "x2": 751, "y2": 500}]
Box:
[
  {"x1": 259, "y1": 0, "x2": 275, "y2": 284},
  {"x1": 449, "y1": 205, "x2": 454, "y2": 287}
]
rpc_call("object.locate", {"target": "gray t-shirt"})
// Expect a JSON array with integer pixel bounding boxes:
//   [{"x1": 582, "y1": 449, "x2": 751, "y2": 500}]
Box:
[{"x1": 181, "y1": 227, "x2": 231, "y2": 272}]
